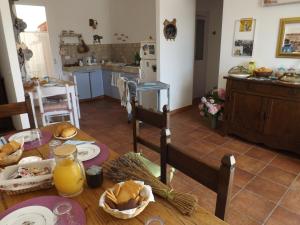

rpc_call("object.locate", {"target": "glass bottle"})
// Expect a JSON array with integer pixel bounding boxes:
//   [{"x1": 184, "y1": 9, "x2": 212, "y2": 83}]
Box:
[
  {"x1": 248, "y1": 60, "x2": 256, "y2": 75},
  {"x1": 53, "y1": 144, "x2": 85, "y2": 197}
]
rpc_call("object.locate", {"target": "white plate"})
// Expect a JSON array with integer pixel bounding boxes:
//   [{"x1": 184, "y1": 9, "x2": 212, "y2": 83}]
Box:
[
  {"x1": 9, "y1": 131, "x2": 37, "y2": 143},
  {"x1": 18, "y1": 156, "x2": 43, "y2": 165},
  {"x1": 77, "y1": 144, "x2": 100, "y2": 161},
  {"x1": 229, "y1": 74, "x2": 250, "y2": 79},
  {"x1": 54, "y1": 130, "x2": 78, "y2": 140},
  {"x1": 1, "y1": 206, "x2": 55, "y2": 225}
]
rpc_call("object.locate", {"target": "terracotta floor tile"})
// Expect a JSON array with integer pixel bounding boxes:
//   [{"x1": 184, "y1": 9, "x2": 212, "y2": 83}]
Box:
[
  {"x1": 231, "y1": 190, "x2": 276, "y2": 223},
  {"x1": 222, "y1": 139, "x2": 253, "y2": 154},
  {"x1": 186, "y1": 139, "x2": 217, "y2": 155},
  {"x1": 266, "y1": 207, "x2": 300, "y2": 225},
  {"x1": 227, "y1": 208, "x2": 261, "y2": 225},
  {"x1": 203, "y1": 133, "x2": 230, "y2": 145},
  {"x1": 281, "y1": 189, "x2": 300, "y2": 215},
  {"x1": 245, "y1": 177, "x2": 287, "y2": 203},
  {"x1": 291, "y1": 176, "x2": 300, "y2": 189},
  {"x1": 270, "y1": 155, "x2": 300, "y2": 175},
  {"x1": 236, "y1": 155, "x2": 266, "y2": 174},
  {"x1": 207, "y1": 146, "x2": 240, "y2": 161},
  {"x1": 246, "y1": 146, "x2": 277, "y2": 163},
  {"x1": 234, "y1": 168, "x2": 255, "y2": 188},
  {"x1": 258, "y1": 165, "x2": 297, "y2": 187}
]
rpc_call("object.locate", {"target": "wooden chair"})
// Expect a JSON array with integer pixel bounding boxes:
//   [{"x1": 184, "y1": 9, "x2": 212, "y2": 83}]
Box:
[
  {"x1": 132, "y1": 99, "x2": 174, "y2": 179},
  {"x1": 160, "y1": 128, "x2": 236, "y2": 221},
  {"x1": 0, "y1": 94, "x2": 35, "y2": 129},
  {"x1": 36, "y1": 84, "x2": 75, "y2": 127}
]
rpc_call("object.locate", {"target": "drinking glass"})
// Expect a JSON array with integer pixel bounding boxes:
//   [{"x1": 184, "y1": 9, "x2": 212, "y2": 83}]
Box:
[
  {"x1": 48, "y1": 140, "x2": 62, "y2": 158},
  {"x1": 144, "y1": 216, "x2": 165, "y2": 225},
  {"x1": 53, "y1": 201, "x2": 80, "y2": 225}
]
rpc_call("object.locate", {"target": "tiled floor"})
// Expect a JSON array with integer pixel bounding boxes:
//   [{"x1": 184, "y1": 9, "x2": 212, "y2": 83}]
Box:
[{"x1": 81, "y1": 99, "x2": 300, "y2": 225}]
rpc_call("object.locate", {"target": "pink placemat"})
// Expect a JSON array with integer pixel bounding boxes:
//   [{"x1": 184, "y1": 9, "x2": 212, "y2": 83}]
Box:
[
  {"x1": 6, "y1": 131, "x2": 52, "y2": 151},
  {"x1": 82, "y1": 143, "x2": 110, "y2": 169},
  {"x1": 0, "y1": 195, "x2": 86, "y2": 225}
]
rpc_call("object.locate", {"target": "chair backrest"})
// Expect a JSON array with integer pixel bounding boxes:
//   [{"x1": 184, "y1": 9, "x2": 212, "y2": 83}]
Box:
[
  {"x1": 160, "y1": 129, "x2": 235, "y2": 221},
  {"x1": 37, "y1": 84, "x2": 72, "y2": 113},
  {"x1": 0, "y1": 94, "x2": 35, "y2": 128},
  {"x1": 132, "y1": 98, "x2": 170, "y2": 153}
]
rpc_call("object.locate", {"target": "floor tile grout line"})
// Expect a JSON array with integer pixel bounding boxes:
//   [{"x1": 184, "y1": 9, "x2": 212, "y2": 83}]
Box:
[{"x1": 262, "y1": 172, "x2": 300, "y2": 225}]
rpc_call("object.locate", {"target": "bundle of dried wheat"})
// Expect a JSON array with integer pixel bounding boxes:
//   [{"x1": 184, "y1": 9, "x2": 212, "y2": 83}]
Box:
[{"x1": 103, "y1": 153, "x2": 198, "y2": 215}]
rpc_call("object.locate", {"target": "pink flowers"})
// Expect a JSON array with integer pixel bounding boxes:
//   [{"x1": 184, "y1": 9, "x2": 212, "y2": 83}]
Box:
[{"x1": 199, "y1": 88, "x2": 226, "y2": 119}]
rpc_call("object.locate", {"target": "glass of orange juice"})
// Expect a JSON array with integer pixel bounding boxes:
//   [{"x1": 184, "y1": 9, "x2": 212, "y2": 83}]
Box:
[{"x1": 53, "y1": 144, "x2": 85, "y2": 197}]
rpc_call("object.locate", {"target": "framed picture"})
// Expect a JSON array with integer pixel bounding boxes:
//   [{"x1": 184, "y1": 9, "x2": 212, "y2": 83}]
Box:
[
  {"x1": 263, "y1": 0, "x2": 300, "y2": 6},
  {"x1": 276, "y1": 17, "x2": 300, "y2": 58},
  {"x1": 233, "y1": 19, "x2": 256, "y2": 57}
]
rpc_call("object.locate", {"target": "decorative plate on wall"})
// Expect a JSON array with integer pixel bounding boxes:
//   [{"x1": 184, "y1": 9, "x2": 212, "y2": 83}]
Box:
[{"x1": 163, "y1": 19, "x2": 177, "y2": 41}]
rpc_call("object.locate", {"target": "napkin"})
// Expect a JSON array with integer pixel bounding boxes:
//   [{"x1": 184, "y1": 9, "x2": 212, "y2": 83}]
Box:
[{"x1": 64, "y1": 140, "x2": 95, "y2": 146}]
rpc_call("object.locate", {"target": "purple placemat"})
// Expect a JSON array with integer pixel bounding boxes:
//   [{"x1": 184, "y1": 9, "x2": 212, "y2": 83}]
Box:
[
  {"x1": 6, "y1": 131, "x2": 52, "y2": 151},
  {"x1": 0, "y1": 195, "x2": 86, "y2": 225},
  {"x1": 83, "y1": 143, "x2": 110, "y2": 169}
]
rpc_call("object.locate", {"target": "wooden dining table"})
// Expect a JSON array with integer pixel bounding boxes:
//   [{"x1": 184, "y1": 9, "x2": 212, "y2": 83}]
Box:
[{"x1": 0, "y1": 125, "x2": 229, "y2": 225}]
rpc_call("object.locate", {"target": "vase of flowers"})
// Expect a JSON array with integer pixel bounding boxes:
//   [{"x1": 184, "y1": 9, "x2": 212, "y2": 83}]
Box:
[{"x1": 198, "y1": 88, "x2": 225, "y2": 129}]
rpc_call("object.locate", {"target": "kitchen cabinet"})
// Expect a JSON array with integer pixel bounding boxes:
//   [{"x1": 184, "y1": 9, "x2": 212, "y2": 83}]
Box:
[
  {"x1": 102, "y1": 70, "x2": 120, "y2": 99},
  {"x1": 75, "y1": 70, "x2": 103, "y2": 100},
  {"x1": 224, "y1": 77, "x2": 300, "y2": 155}
]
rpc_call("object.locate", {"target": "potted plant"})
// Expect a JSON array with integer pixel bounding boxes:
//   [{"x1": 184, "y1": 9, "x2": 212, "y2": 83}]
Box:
[{"x1": 198, "y1": 88, "x2": 225, "y2": 129}]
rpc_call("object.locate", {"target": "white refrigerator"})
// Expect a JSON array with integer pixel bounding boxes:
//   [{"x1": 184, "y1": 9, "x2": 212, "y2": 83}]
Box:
[{"x1": 139, "y1": 40, "x2": 157, "y2": 110}]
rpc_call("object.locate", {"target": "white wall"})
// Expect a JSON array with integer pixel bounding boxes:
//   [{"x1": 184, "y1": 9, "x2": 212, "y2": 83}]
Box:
[
  {"x1": 0, "y1": 0, "x2": 29, "y2": 129},
  {"x1": 109, "y1": 0, "x2": 156, "y2": 43},
  {"x1": 219, "y1": 0, "x2": 300, "y2": 88},
  {"x1": 156, "y1": 0, "x2": 196, "y2": 110},
  {"x1": 16, "y1": 0, "x2": 112, "y2": 78},
  {"x1": 195, "y1": 0, "x2": 223, "y2": 97}
]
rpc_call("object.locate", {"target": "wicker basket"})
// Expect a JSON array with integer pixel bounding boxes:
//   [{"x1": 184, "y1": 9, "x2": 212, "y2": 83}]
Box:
[
  {"x1": 0, "y1": 139, "x2": 24, "y2": 167},
  {"x1": 99, "y1": 181, "x2": 154, "y2": 220},
  {"x1": 254, "y1": 70, "x2": 273, "y2": 77},
  {"x1": 3, "y1": 179, "x2": 53, "y2": 195},
  {"x1": 0, "y1": 159, "x2": 55, "y2": 195}
]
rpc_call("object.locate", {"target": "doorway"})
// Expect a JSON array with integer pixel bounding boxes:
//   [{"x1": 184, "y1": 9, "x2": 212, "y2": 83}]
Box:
[
  {"x1": 15, "y1": 4, "x2": 54, "y2": 79},
  {"x1": 193, "y1": 0, "x2": 223, "y2": 103},
  {"x1": 193, "y1": 15, "x2": 208, "y2": 101}
]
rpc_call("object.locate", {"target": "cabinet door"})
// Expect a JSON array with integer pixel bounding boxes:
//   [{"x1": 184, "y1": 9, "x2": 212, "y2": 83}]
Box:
[
  {"x1": 90, "y1": 70, "x2": 104, "y2": 98},
  {"x1": 264, "y1": 99, "x2": 300, "y2": 139},
  {"x1": 75, "y1": 72, "x2": 91, "y2": 100},
  {"x1": 102, "y1": 70, "x2": 113, "y2": 97},
  {"x1": 229, "y1": 92, "x2": 265, "y2": 133}
]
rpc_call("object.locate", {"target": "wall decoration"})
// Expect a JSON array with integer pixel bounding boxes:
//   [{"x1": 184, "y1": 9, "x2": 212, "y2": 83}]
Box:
[
  {"x1": 89, "y1": 19, "x2": 98, "y2": 29},
  {"x1": 263, "y1": 0, "x2": 300, "y2": 6},
  {"x1": 276, "y1": 17, "x2": 300, "y2": 58},
  {"x1": 163, "y1": 19, "x2": 177, "y2": 41},
  {"x1": 233, "y1": 19, "x2": 256, "y2": 57},
  {"x1": 93, "y1": 35, "x2": 103, "y2": 44}
]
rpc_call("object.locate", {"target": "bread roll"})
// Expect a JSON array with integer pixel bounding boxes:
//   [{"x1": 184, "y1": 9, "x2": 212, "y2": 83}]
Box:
[
  {"x1": 1, "y1": 144, "x2": 14, "y2": 155},
  {"x1": 54, "y1": 124, "x2": 70, "y2": 137},
  {"x1": 61, "y1": 127, "x2": 76, "y2": 138},
  {"x1": 0, "y1": 152, "x2": 7, "y2": 160},
  {"x1": 116, "y1": 181, "x2": 143, "y2": 204},
  {"x1": 9, "y1": 141, "x2": 21, "y2": 151}
]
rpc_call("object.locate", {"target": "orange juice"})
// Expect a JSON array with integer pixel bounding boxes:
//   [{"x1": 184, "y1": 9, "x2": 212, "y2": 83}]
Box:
[{"x1": 53, "y1": 158, "x2": 84, "y2": 197}]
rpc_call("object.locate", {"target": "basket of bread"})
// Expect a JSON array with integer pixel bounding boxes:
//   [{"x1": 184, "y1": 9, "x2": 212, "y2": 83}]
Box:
[
  {"x1": 254, "y1": 67, "x2": 273, "y2": 77},
  {"x1": 54, "y1": 123, "x2": 77, "y2": 140},
  {"x1": 0, "y1": 139, "x2": 24, "y2": 166},
  {"x1": 0, "y1": 159, "x2": 55, "y2": 195},
  {"x1": 99, "y1": 180, "x2": 155, "y2": 219}
]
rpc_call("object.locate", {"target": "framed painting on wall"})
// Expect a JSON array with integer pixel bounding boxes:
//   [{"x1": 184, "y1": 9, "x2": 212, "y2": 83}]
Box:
[
  {"x1": 232, "y1": 18, "x2": 256, "y2": 57},
  {"x1": 263, "y1": 0, "x2": 300, "y2": 7}
]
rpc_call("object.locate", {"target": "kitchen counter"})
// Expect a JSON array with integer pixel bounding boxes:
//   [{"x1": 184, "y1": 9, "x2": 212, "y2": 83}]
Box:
[{"x1": 63, "y1": 63, "x2": 140, "y2": 74}]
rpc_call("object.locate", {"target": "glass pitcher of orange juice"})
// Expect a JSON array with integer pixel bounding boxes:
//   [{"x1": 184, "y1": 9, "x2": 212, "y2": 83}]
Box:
[{"x1": 53, "y1": 144, "x2": 85, "y2": 197}]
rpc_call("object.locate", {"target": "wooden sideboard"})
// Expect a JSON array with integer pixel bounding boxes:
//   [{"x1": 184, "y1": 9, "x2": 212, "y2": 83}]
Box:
[
  {"x1": 0, "y1": 76, "x2": 13, "y2": 134},
  {"x1": 224, "y1": 76, "x2": 300, "y2": 155}
]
